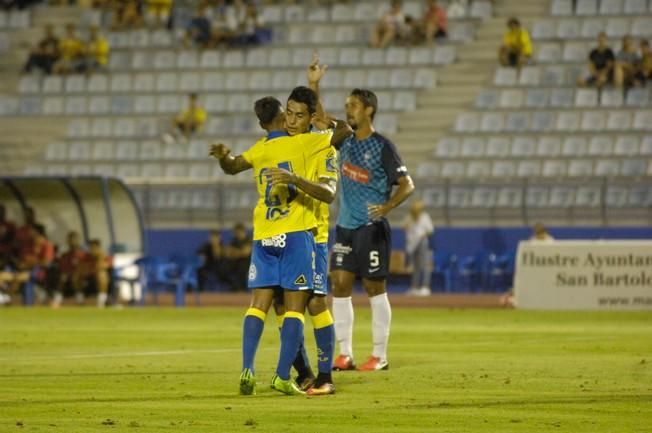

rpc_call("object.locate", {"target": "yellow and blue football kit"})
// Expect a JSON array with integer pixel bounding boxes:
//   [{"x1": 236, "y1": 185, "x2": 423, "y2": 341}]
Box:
[{"x1": 241, "y1": 130, "x2": 331, "y2": 291}]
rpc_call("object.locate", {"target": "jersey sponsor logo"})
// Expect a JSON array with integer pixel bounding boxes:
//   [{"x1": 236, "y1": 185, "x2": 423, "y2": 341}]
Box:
[
  {"x1": 342, "y1": 162, "x2": 370, "y2": 184},
  {"x1": 248, "y1": 264, "x2": 257, "y2": 281},
  {"x1": 335, "y1": 254, "x2": 344, "y2": 265},
  {"x1": 261, "y1": 233, "x2": 287, "y2": 248},
  {"x1": 313, "y1": 273, "x2": 324, "y2": 287},
  {"x1": 294, "y1": 274, "x2": 307, "y2": 285},
  {"x1": 332, "y1": 243, "x2": 352, "y2": 254}
]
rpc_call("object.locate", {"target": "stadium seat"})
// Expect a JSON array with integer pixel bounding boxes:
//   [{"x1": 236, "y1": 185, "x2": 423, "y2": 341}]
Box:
[
  {"x1": 557, "y1": 20, "x2": 580, "y2": 38},
  {"x1": 157, "y1": 95, "x2": 180, "y2": 114},
  {"x1": 537, "y1": 136, "x2": 562, "y2": 156},
  {"x1": 496, "y1": 186, "x2": 522, "y2": 207},
  {"x1": 19, "y1": 96, "x2": 41, "y2": 115},
  {"x1": 575, "y1": 88, "x2": 599, "y2": 107},
  {"x1": 620, "y1": 159, "x2": 647, "y2": 176},
  {"x1": 362, "y1": 49, "x2": 385, "y2": 66},
  {"x1": 141, "y1": 163, "x2": 163, "y2": 178},
  {"x1": 92, "y1": 164, "x2": 115, "y2": 177},
  {"x1": 511, "y1": 136, "x2": 536, "y2": 156},
  {"x1": 45, "y1": 142, "x2": 67, "y2": 160},
  {"x1": 581, "y1": 18, "x2": 604, "y2": 38},
  {"x1": 441, "y1": 161, "x2": 465, "y2": 177},
  {"x1": 550, "y1": 88, "x2": 574, "y2": 107},
  {"x1": 448, "y1": 186, "x2": 472, "y2": 207},
  {"x1": 128, "y1": 29, "x2": 149, "y2": 47},
  {"x1": 67, "y1": 141, "x2": 91, "y2": 160},
  {"x1": 628, "y1": 185, "x2": 652, "y2": 206},
  {"x1": 433, "y1": 46, "x2": 456, "y2": 65},
  {"x1": 625, "y1": 88, "x2": 649, "y2": 106},
  {"x1": 606, "y1": 110, "x2": 632, "y2": 131},
  {"x1": 505, "y1": 112, "x2": 529, "y2": 132},
  {"x1": 140, "y1": 141, "x2": 162, "y2": 160},
  {"x1": 0, "y1": 96, "x2": 18, "y2": 116},
  {"x1": 42, "y1": 96, "x2": 64, "y2": 115},
  {"x1": 466, "y1": 161, "x2": 491, "y2": 178},
  {"x1": 435, "y1": 137, "x2": 461, "y2": 157},
  {"x1": 154, "y1": 50, "x2": 175, "y2": 69},
  {"x1": 606, "y1": 18, "x2": 630, "y2": 38},
  {"x1": 110, "y1": 73, "x2": 132, "y2": 92},
  {"x1": 600, "y1": 88, "x2": 624, "y2": 107},
  {"x1": 408, "y1": 47, "x2": 434, "y2": 65},
  {"x1": 8, "y1": 10, "x2": 29, "y2": 28},
  {"x1": 131, "y1": 52, "x2": 152, "y2": 70},
  {"x1": 614, "y1": 136, "x2": 639, "y2": 156},
  {"x1": 354, "y1": 2, "x2": 381, "y2": 21},
  {"x1": 422, "y1": 185, "x2": 446, "y2": 207},
  {"x1": 413, "y1": 68, "x2": 436, "y2": 88},
  {"x1": 448, "y1": 22, "x2": 475, "y2": 41},
  {"x1": 551, "y1": 0, "x2": 573, "y2": 15},
  {"x1": 494, "y1": 67, "x2": 517, "y2": 86},
  {"x1": 556, "y1": 111, "x2": 580, "y2": 131},
  {"x1": 136, "y1": 118, "x2": 159, "y2": 137},
  {"x1": 178, "y1": 72, "x2": 200, "y2": 92},
  {"x1": 67, "y1": 119, "x2": 89, "y2": 138},
  {"x1": 393, "y1": 91, "x2": 417, "y2": 111},
  {"x1": 568, "y1": 160, "x2": 594, "y2": 176},
  {"x1": 47, "y1": 164, "x2": 69, "y2": 176},
  {"x1": 519, "y1": 66, "x2": 541, "y2": 86},
  {"x1": 481, "y1": 112, "x2": 505, "y2": 132},
  {"x1": 92, "y1": 141, "x2": 114, "y2": 160},
  {"x1": 581, "y1": 111, "x2": 607, "y2": 131},
  {"x1": 576, "y1": 0, "x2": 598, "y2": 15},
  {"x1": 156, "y1": 72, "x2": 177, "y2": 92},
  {"x1": 339, "y1": 47, "x2": 361, "y2": 66},
  {"x1": 65, "y1": 96, "x2": 86, "y2": 115},
  {"x1": 133, "y1": 95, "x2": 155, "y2": 114},
  {"x1": 200, "y1": 72, "x2": 222, "y2": 91},
  {"x1": 563, "y1": 42, "x2": 587, "y2": 63},
  {"x1": 386, "y1": 47, "x2": 408, "y2": 65},
  {"x1": 226, "y1": 72, "x2": 248, "y2": 90},
  {"x1": 486, "y1": 137, "x2": 510, "y2": 157},
  {"x1": 542, "y1": 160, "x2": 567, "y2": 177},
  {"x1": 461, "y1": 137, "x2": 485, "y2": 157},
  {"x1": 42, "y1": 76, "x2": 62, "y2": 93},
  {"x1": 64, "y1": 75, "x2": 86, "y2": 94},
  {"x1": 530, "y1": 111, "x2": 556, "y2": 132},
  {"x1": 310, "y1": 25, "x2": 335, "y2": 44},
  {"x1": 199, "y1": 51, "x2": 220, "y2": 68},
  {"x1": 639, "y1": 137, "x2": 652, "y2": 155},
  {"x1": 475, "y1": 89, "x2": 498, "y2": 109},
  {"x1": 595, "y1": 159, "x2": 620, "y2": 176},
  {"x1": 533, "y1": 20, "x2": 555, "y2": 39},
  {"x1": 177, "y1": 51, "x2": 198, "y2": 69},
  {"x1": 366, "y1": 69, "x2": 389, "y2": 88},
  {"x1": 624, "y1": 0, "x2": 648, "y2": 13},
  {"x1": 344, "y1": 69, "x2": 366, "y2": 88},
  {"x1": 416, "y1": 161, "x2": 440, "y2": 177},
  {"x1": 248, "y1": 71, "x2": 271, "y2": 91},
  {"x1": 455, "y1": 113, "x2": 480, "y2": 133},
  {"x1": 525, "y1": 89, "x2": 549, "y2": 108},
  {"x1": 588, "y1": 136, "x2": 614, "y2": 156},
  {"x1": 111, "y1": 95, "x2": 132, "y2": 115},
  {"x1": 114, "y1": 118, "x2": 136, "y2": 137},
  {"x1": 18, "y1": 76, "x2": 39, "y2": 94},
  {"x1": 389, "y1": 69, "x2": 412, "y2": 88},
  {"x1": 516, "y1": 161, "x2": 541, "y2": 177},
  {"x1": 633, "y1": 111, "x2": 652, "y2": 130},
  {"x1": 227, "y1": 94, "x2": 249, "y2": 113},
  {"x1": 492, "y1": 160, "x2": 517, "y2": 177},
  {"x1": 549, "y1": 186, "x2": 575, "y2": 207},
  {"x1": 525, "y1": 186, "x2": 549, "y2": 208},
  {"x1": 605, "y1": 185, "x2": 629, "y2": 207},
  {"x1": 499, "y1": 89, "x2": 524, "y2": 108},
  {"x1": 563, "y1": 137, "x2": 588, "y2": 156},
  {"x1": 150, "y1": 29, "x2": 172, "y2": 46},
  {"x1": 115, "y1": 141, "x2": 138, "y2": 160},
  {"x1": 537, "y1": 44, "x2": 562, "y2": 63},
  {"x1": 163, "y1": 141, "x2": 185, "y2": 159},
  {"x1": 223, "y1": 51, "x2": 245, "y2": 68},
  {"x1": 600, "y1": 0, "x2": 624, "y2": 14}
]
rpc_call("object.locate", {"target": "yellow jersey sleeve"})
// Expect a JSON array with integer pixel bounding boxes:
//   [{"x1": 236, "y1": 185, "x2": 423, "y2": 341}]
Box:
[{"x1": 241, "y1": 137, "x2": 265, "y2": 165}]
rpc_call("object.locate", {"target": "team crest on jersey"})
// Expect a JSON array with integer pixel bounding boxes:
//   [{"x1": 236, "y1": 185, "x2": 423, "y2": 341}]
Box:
[
  {"x1": 326, "y1": 156, "x2": 337, "y2": 173},
  {"x1": 294, "y1": 274, "x2": 307, "y2": 285},
  {"x1": 248, "y1": 264, "x2": 257, "y2": 281}
]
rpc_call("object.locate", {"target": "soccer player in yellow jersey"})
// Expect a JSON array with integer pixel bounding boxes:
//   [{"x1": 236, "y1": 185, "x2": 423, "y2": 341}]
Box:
[{"x1": 210, "y1": 96, "x2": 348, "y2": 396}]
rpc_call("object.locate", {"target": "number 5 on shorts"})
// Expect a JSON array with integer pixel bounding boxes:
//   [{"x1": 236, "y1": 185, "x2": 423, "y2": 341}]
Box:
[{"x1": 369, "y1": 250, "x2": 380, "y2": 267}]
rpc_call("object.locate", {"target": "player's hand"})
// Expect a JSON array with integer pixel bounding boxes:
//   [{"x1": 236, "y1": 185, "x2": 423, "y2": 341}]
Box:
[
  {"x1": 368, "y1": 203, "x2": 391, "y2": 221},
  {"x1": 312, "y1": 115, "x2": 337, "y2": 131},
  {"x1": 307, "y1": 51, "x2": 328, "y2": 84},
  {"x1": 209, "y1": 143, "x2": 230, "y2": 159},
  {"x1": 266, "y1": 167, "x2": 295, "y2": 186}
]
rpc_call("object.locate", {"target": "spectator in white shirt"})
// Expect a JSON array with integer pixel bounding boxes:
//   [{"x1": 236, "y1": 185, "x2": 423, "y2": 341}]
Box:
[
  {"x1": 370, "y1": 0, "x2": 408, "y2": 48},
  {"x1": 403, "y1": 199, "x2": 434, "y2": 296}
]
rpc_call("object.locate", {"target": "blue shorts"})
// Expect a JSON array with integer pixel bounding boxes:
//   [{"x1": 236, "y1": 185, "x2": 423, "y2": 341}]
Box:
[
  {"x1": 248, "y1": 231, "x2": 315, "y2": 291},
  {"x1": 313, "y1": 242, "x2": 329, "y2": 296}
]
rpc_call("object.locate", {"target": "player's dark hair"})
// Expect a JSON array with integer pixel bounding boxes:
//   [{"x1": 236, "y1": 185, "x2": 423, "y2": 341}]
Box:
[
  {"x1": 350, "y1": 88, "x2": 378, "y2": 121},
  {"x1": 90, "y1": 238, "x2": 101, "y2": 246},
  {"x1": 507, "y1": 17, "x2": 519, "y2": 26},
  {"x1": 254, "y1": 96, "x2": 283, "y2": 126},
  {"x1": 287, "y1": 86, "x2": 318, "y2": 115}
]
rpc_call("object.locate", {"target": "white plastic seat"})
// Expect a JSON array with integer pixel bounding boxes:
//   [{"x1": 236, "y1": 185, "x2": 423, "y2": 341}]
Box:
[
  {"x1": 531, "y1": 111, "x2": 556, "y2": 132},
  {"x1": 141, "y1": 163, "x2": 163, "y2": 178},
  {"x1": 499, "y1": 89, "x2": 524, "y2": 108},
  {"x1": 633, "y1": 111, "x2": 652, "y2": 130},
  {"x1": 449, "y1": 186, "x2": 472, "y2": 207},
  {"x1": 475, "y1": 90, "x2": 498, "y2": 108},
  {"x1": 178, "y1": 72, "x2": 200, "y2": 92},
  {"x1": 433, "y1": 46, "x2": 456, "y2": 65},
  {"x1": 576, "y1": 0, "x2": 598, "y2": 15},
  {"x1": 556, "y1": 111, "x2": 580, "y2": 131},
  {"x1": 92, "y1": 141, "x2": 114, "y2": 160},
  {"x1": 550, "y1": 89, "x2": 574, "y2": 107},
  {"x1": 563, "y1": 42, "x2": 587, "y2": 62},
  {"x1": 176, "y1": 51, "x2": 198, "y2": 69},
  {"x1": 466, "y1": 162, "x2": 491, "y2": 178},
  {"x1": 110, "y1": 73, "x2": 132, "y2": 92},
  {"x1": 344, "y1": 70, "x2": 366, "y2": 88},
  {"x1": 65, "y1": 75, "x2": 86, "y2": 93},
  {"x1": 248, "y1": 71, "x2": 271, "y2": 90},
  {"x1": 156, "y1": 73, "x2": 177, "y2": 92},
  {"x1": 625, "y1": 88, "x2": 649, "y2": 107},
  {"x1": 563, "y1": 137, "x2": 588, "y2": 156},
  {"x1": 151, "y1": 29, "x2": 172, "y2": 46},
  {"x1": 132, "y1": 73, "x2": 154, "y2": 92},
  {"x1": 422, "y1": 185, "x2": 446, "y2": 207},
  {"x1": 505, "y1": 112, "x2": 529, "y2": 132},
  {"x1": 606, "y1": 18, "x2": 629, "y2": 38},
  {"x1": 537, "y1": 44, "x2": 562, "y2": 63},
  {"x1": 581, "y1": 111, "x2": 607, "y2": 131},
  {"x1": 42, "y1": 76, "x2": 63, "y2": 93},
  {"x1": 624, "y1": 0, "x2": 647, "y2": 14},
  {"x1": 511, "y1": 136, "x2": 536, "y2": 156},
  {"x1": 435, "y1": 137, "x2": 460, "y2": 157},
  {"x1": 620, "y1": 159, "x2": 647, "y2": 176},
  {"x1": 115, "y1": 141, "x2": 138, "y2": 160},
  {"x1": 460, "y1": 137, "x2": 485, "y2": 157},
  {"x1": 519, "y1": 66, "x2": 541, "y2": 86},
  {"x1": 227, "y1": 94, "x2": 249, "y2": 113},
  {"x1": 200, "y1": 51, "x2": 220, "y2": 68},
  {"x1": 517, "y1": 161, "x2": 541, "y2": 177},
  {"x1": 441, "y1": 161, "x2": 465, "y2": 178},
  {"x1": 641, "y1": 137, "x2": 652, "y2": 155},
  {"x1": 525, "y1": 89, "x2": 549, "y2": 108},
  {"x1": 113, "y1": 118, "x2": 136, "y2": 138},
  {"x1": 491, "y1": 161, "x2": 517, "y2": 177},
  {"x1": 140, "y1": 141, "x2": 162, "y2": 160},
  {"x1": 605, "y1": 185, "x2": 629, "y2": 207},
  {"x1": 600, "y1": 0, "x2": 623, "y2": 14},
  {"x1": 601, "y1": 89, "x2": 624, "y2": 107},
  {"x1": 408, "y1": 47, "x2": 434, "y2": 65},
  {"x1": 494, "y1": 67, "x2": 518, "y2": 86},
  {"x1": 581, "y1": 18, "x2": 604, "y2": 38},
  {"x1": 568, "y1": 160, "x2": 593, "y2": 176},
  {"x1": 413, "y1": 68, "x2": 436, "y2": 88},
  {"x1": 385, "y1": 47, "x2": 408, "y2": 65},
  {"x1": 111, "y1": 95, "x2": 133, "y2": 114},
  {"x1": 455, "y1": 113, "x2": 480, "y2": 133},
  {"x1": 588, "y1": 136, "x2": 614, "y2": 155},
  {"x1": 65, "y1": 96, "x2": 86, "y2": 115},
  {"x1": 18, "y1": 76, "x2": 41, "y2": 93},
  {"x1": 202, "y1": 72, "x2": 224, "y2": 91},
  {"x1": 67, "y1": 119, "x2": 89, "y2": 138},
  {"x1": 42, "y1": 97, "x2": 64, "y2": 115},
  {"x1": 225, "y1": 72, "x2": 247, "y2": 90},
  {"x1": 542, "y1": 160, "x2": 567, "y2": 177},
  {"x1": 542, "y1": 66, "x2": 565, "y2": 86},
  {"x1": 128, "y1": 29, "x2": 150, "y2": 47},
  {"x1": 366, "y1": 69, "x2": 389, "y2": 88},
  {"x1": 480, "y1": 112, "x2": 505, "y2": 132},
  {"x1": 134, "y1": 95, "x2": 155, "y2": 114},
  {"x1": 416, "y1": 162, "x2": 440, "y2": 177},
  {"x1": 154, "y1": 50, "x2": 175, "y2": 69},
  {"x1": 557, "y1": 20, "x2": 580, "y2": 38},
  {"x1": 533, "y1": 20, "x2": 555, "y2": 39},
  {"x1": 310, "y1": 25, "x2": 335, "y2": 44},
  {"x1": 131, "y1": 52, "x2": 152, "y2": 70},
  {"x1": 486, "y1": 137, "x2": 510, "y2": 157},
  {"x1": 393, "y1": 92, "x2": 416, "y2": 111},
  {"x1": 537, "y1": 137, "x2": 562, "y2": 156},
  {"x1": 613, "y1": 136, "x2": 639, "y2": 156},
  {"x1": 157, "y1": 95, "x2": 180, "y2": 113},
  {"x1": 595, "y1": 159, "x2": 620, "y2": 176},
  {"x1": 19, "y1": 97, "x2": 41, "y2": 115},
  {"x1": 389, "y1": 69, "x2": 412, "y2": 88},
  {"x1": 339, "y1": 47, "x2": 361, "y2": 66},
  {"x1": 606, "y1": 110, "x2": 632, "y2": 130},
  {"x1": 362, "y1": 49, "x2": 385, "y2": 66},
  {"x1": 575, "y1": 88, "x2": 598, "y2": 107},
  {"x1": 496, "y1": 187, "x2": 522, "y2": 207},
  {"x1": 222, "y1": 51, "x2": 245, "y2": 68},
  {"x1": 45, "y1": 142, "x2": 67, "y2": 160},
  {"x1": 137, "y1": 118, "x2": 159, "y2": 137},
  {"x1": 91, "y1": 118, "x2": 112, "y2": 138},
  {"x1": 549, "y1": 186, "x2": 575, "y2": 207}
]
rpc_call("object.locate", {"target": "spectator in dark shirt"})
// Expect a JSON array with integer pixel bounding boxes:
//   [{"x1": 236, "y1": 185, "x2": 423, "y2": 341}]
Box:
[
  {"x1": 578, "y1": 32, "x2": 615, "y2": 88},
  {"x1": 184, "y1": 2, "x2": 212, "y2": 48},
  {"x1": 636, "y1": 39, "x2": 652, "y2": 85},
  {"x1": 0, "y1": 204, "x2": 16, "y2": 272},
  {"x1": 23, "y1": 24, "x2": 60, "y2": 75},
  {"x1": 196, "y1": 230, "x2": 229, "y2": 291},
  {"x1": 226, "y1": 223, "x2": 252, "y2": 292},
  {"x1": 614, "y1": 35, "x2": 641, "y2": 88}
]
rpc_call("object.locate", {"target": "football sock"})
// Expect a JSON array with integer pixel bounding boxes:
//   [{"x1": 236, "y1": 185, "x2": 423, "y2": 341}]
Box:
[
  {"x1": 311, "y1": 310, "x2": 335, "y2": 379},
  {"x1": 370, "y1": 293, "x2": 392, "y2": 361},
  {"x1": 276, "y1": 311, "x2": 305, "y2": 381},
  {"x1": 242, "y1": 307, "x2": 266, "y2": 375},
  {"x1": 332, "y1": 296, "x2": 354, "y2": 357},
  {"x1": 280, "y1": 313, "x2": 313, "y2": 380}
]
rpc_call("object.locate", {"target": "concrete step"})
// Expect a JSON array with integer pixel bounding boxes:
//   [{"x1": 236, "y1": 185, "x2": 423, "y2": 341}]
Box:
[
  {"x1": 33, "y1": 6, "x2": 85, "y2": 27},
  {"x1": 420, "y1": 85, "x2": 483, "y2": 102},
  {"x1": 494, "y1": 2, "x2": 548, "y2": 17}
]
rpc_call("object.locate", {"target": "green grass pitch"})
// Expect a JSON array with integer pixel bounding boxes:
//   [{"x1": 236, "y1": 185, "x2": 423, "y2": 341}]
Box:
[{"x1": 1, "y1": 307, "x2": 651, "y2": 432}]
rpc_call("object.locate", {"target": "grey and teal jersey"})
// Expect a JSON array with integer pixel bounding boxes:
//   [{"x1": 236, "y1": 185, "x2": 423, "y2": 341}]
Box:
[{"x1": 336, "y1": 132, "x2": 408, "y2": 229}]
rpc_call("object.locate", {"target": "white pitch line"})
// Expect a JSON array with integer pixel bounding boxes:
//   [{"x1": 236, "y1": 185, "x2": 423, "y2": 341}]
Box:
[{"x1": 1, "y1": 348, "x2": 247, "y2": 362}]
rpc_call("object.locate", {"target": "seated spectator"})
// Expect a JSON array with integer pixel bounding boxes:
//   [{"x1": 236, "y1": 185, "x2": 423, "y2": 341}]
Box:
[
  {"x1": 636, "y1": 39, "x2": 652, "y2": 85},
  {"x1": 210, "y1": 0, "x2": 236, "y2": 46},
  {"x1": 145, "y1": 0, "x2": 172, "y2": 27},
  {"x1": 22, "y1": 24, "x2": 60, "y2": 75},
  {"x1": 225, "y1": 223, "x2": 251, "y2": 292},
  {"x1": 163, "y1": 93, "x2": 207, "y2": 144},
  {"x1": 52, "y1": 231, "x2": 87, "y2": 308},
  {"x1": 110, "y1": 0, "x2": 144, "y2": 30},
  {"x1": 614, "y1": 36, "x2": 640, "y2": 88},
  {"x1": 531, "y1": 222, "x2": 554, "y2": 243},
  {"x1": 370, "y1": 0, "x2": 408, "y2": 48},
  {"x1": 422, "y1": 0, "x2": 447, "y2": 46},
  {"x1": 53, "y1": 24, "x2": 85, "y2": 75},
  {"x1": 196, "y1": 230, "x2": 229, "y2": 291},
  {"x1": 0, "y1": 204, "x2": 16, "y2": 264},
  {"x1": 184, "y1": 2, "x2": 212, "y2": 48},
  {"x1": 234, "y1": 2, "x2": 267, "y2": 46},
  {"x1": 84, "y1": 25, "x2": 110, "y2": 74},
  {"x1": 578, "y1": 32, "x2": 615, "y2": 89},
  {"x1": 499, "y1": 17, "x2": 532, "y2": 69}
]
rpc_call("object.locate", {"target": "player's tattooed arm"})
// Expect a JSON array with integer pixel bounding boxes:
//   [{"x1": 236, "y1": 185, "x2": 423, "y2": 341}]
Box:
[
  {"x1": 368, "y1": 175, "x2": 415, "y2": 220},
  {"x1": 330, "y1": 119, "x2": 353, "y2": 150},
  {"x1": 266, "y1": 168, "x2": 337, "y2": 204},
  {"x1": 209, "y1": 143, "x2": 252, "y2": 175}
]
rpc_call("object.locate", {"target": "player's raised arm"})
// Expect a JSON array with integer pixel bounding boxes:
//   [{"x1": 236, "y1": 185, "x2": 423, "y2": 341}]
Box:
[
  {"x1": 266, "y1": 167, "x2": 337, "y2": 204},
  {"x1": 209, "y1": 143, "x2": 252, "y2": 175},
  {"x1": 307, "y1": 52, "x2": 328, "y2": 127}
]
